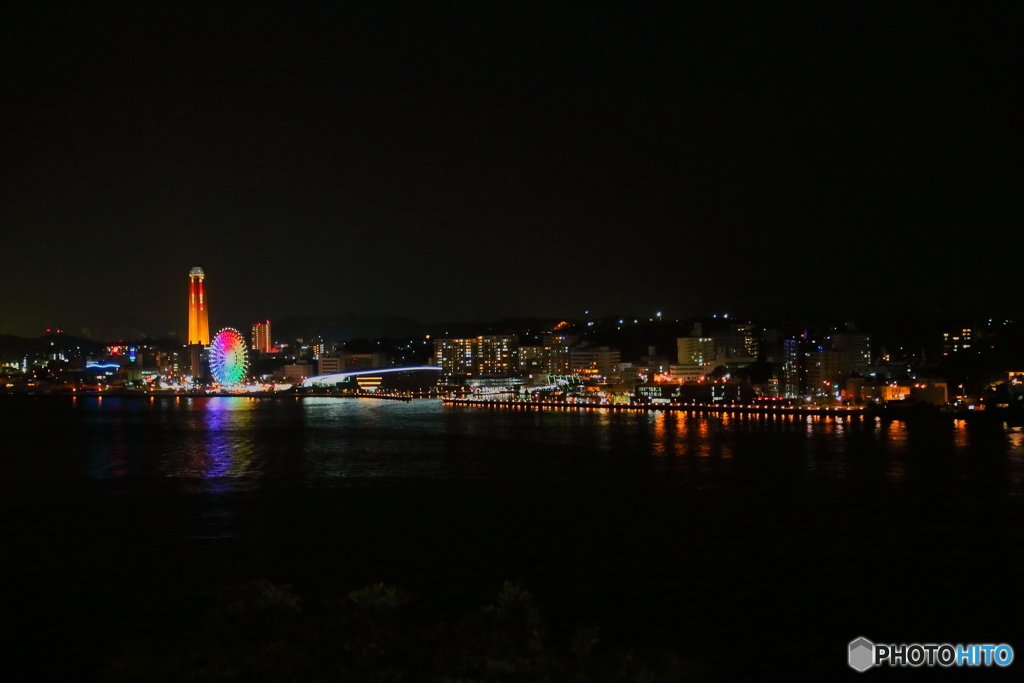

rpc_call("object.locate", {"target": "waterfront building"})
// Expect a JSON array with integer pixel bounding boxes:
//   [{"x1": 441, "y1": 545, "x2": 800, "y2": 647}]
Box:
[
  {"x1": 434, "y1": 338, "x2": 475, "y2": 376},
  {"x1": 807, "y1": 349, "x2": 860, "y2": 396},
  {"x1": 880, "y1": 385, "x2": 911, "y2": 402},
  {"x1": 638, "y1": 347, "x2": 672, "y2": 375},
  {"x1": 782, "y1": 337, "x2": 809, "y2": 399},
  {"x1": 911, "y1": 380, "x2": 948, "y2": 405},
  {"x1": 677, "y1": 336, "x2": 717, "y2": 366},
  {"x1": 831, "y1": 332, "x2": 872, "y2": 371},
  {"x1": 517, "y1": 345, "x2": 544, "y2": 373},
  {"x1": 278, "y1": 362, "x2": 313, "y2": 383},
  {"x1": 669, "y1": 363, "x2": 715, "y2": 382},
  {"x1": 317, "y1": 352, "x2": 388, "y2": 375},
  {"x1": 805, "y1": 332, "x2": 873, "y2": 396},
  {"x1": 317, "y1": 355, "x2": 343, "y2": 375},
  {"x1": 844, "y1": 377, "x2": 866, "y2": 402},
  {"x1": 757, "y1": 377, "x2": 781, "y2": 398},
  {"x1": 761, "y1": 328, "x2": 783, "y2": 364},
  {"x1": 569, "y1": 347, "x2": 621, "y2": 379},
  {"x1": 715, "y1": 324, "x2": 758, "y2": 359},
  {"x1": 186, "y1": 344, "x2": 207, "y2": 382},
  {"x1": 541, "y1": 334, "x2": 578, "y2": 374},
  {"x1": 251, "y1": 320, "x2": 272, "y2": 352},
  {"x1": 637, "y1": 379, "x2": 754, "y2": 403},
  {"x1": 434, "y1": 335, "x2": 517, "y2": 377}
]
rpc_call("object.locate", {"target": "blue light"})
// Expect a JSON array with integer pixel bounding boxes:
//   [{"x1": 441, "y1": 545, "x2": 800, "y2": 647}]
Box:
[{"x1": 86, "y1": 362, "x2": 120, "y2": 369}]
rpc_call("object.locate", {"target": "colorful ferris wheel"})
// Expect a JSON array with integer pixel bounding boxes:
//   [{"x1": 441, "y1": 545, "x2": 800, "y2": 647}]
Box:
[{"x1": 209, "y1": 328, "x2": 249, "y2": 386}]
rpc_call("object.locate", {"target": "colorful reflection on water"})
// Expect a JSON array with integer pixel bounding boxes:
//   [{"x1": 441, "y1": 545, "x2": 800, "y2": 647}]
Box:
[{"x1": 3, "y1": 396, "x2": 1022, "y2": 497}]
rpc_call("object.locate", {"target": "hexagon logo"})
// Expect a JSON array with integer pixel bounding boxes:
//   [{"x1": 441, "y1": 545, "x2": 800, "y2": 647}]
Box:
[{"x1": 849, "y1": 637, "x2": 875, "y2": 672}]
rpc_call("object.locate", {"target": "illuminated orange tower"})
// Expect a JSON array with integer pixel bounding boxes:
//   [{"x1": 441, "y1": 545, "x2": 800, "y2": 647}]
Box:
[{"x1": 188, "y1": 266, "x2": 210, "y2": 346}]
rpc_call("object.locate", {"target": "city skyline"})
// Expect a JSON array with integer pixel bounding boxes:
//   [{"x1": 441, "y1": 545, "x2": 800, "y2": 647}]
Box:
[
  {"x1": 2, "y1": 259, "x2": 1019, "y2": 342},
  {"x1": 4, "y1": 279, "x2": 1020, "y2": 403},
  {"x1": 4, "y1": 7, "x2": 1022, "y2": 679}
]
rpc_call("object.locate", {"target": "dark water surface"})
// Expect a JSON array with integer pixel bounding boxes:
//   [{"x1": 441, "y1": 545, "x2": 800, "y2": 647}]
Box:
[{"x1": 4, "y1": 395, "x2": 1024, "y2": 679}]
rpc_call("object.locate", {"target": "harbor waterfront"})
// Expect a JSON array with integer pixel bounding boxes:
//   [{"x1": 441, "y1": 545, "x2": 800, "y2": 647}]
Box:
[
  {"x1": 4, "y1": 4, "x2": 1020, "y2": 679},
  {"x1": 4, "y1": 394, "x2": 1024, "y2": 678},
  {"x1": 442, "y1": 397, "x2": 1024, "y2": 423},
  {"x1": 10, "y1": 390, "x2": 1022, "y2": 423}
]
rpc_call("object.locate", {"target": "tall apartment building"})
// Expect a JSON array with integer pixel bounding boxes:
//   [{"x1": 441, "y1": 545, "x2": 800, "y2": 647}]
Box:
[
  {"x1": 251, "y1": 320, "x2": 272, "y2": 352},
  {"x1": 942, "y1": 327, "x2": 974, "y2": 356},
  {"x1": 569, "y1": 347, "x2": 621, "y2": 378},
  {"x1": 433, "y1": 335, "x2": 517, "y2": 377},
  {"x1": 831, "y1": 332, "x2": 872, "y2": 371},
  {"x1": 761, "y1": 328, "x2": 782, "y2": 363},
  {"x1": 807, "y1": 349, "x2": 859, "y2": 394},
  {"x1": 541, "y1": 334, "x2": 578, "y2": 374},
  {"x1": 517, "y1": 345, "x2": 544, "y2": 373},
  {"x1": 308, "y1": 337, "x2": 331, "y2": 359},
  {"x1": 675, "y1": 336, "x2": 719, "y2": 382},
  {"x1": 782, "y1": 338, "x2": 809, "y2": 399},
  {"x1": 715, "y1": 324, "x2": 758, "y2": 358},
  {"x1": 803, "y1": 332, "x2": 873, "y2": 396},
  {"x1": 677, "y1": 337, "x2": 717, "y2": 365}
]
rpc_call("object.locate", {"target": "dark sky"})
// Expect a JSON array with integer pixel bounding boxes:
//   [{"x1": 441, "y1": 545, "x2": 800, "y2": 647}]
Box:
[{"x1": 0, "y1": 3, "x2": 1017, "y2": 338}]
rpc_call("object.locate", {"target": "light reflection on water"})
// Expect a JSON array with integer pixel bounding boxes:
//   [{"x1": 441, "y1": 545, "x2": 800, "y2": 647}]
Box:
[
  {"x1": 1010, "y1": 426, "x2": 1024, "y2": 451},
  {"x1": 884, "y1": 420, "x2": 908, "y2": 483},
  {"x1": 1009, "y1": 427, "x2": 1024, "y2": 493},
  {"x1": 954, "y1": 419, "x2": 969, "y2": 452},
  {"x1": 5, "y1": 397, "x2": 1024, "y2": 497},
  {"x1": 178, "y1": 397, "x2": 259, "y2": 492}
]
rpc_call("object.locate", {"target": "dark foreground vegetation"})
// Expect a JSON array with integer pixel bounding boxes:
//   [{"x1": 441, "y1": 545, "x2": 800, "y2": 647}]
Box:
[{"x1": 111, "y1": 581, "x2": 701, "y2": 682}]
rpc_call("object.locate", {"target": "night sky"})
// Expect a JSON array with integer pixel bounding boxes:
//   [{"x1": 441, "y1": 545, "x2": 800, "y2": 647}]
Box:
[{"x1": 1, "y1": 4, "x2": 1017, "y2": 339}]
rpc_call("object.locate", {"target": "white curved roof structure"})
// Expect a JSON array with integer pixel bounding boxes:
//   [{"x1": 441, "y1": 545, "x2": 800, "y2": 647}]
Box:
[{"x1": 300, "y1": 366, "x2": 441, "y2": 387}]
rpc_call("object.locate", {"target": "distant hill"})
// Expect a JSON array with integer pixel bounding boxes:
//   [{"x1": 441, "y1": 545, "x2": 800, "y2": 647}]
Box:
[
  {"x1": 271, "y1": 316, "x2": 574, "y2": 344},
  {"x1": 0, "y1": 333, "x2": 105, "y2": 358},
  {"x1": 421, "y1": 318, "x2": 567, "y2": 339},
  {"x1": 272, "y1": 314, "x2": 425, "y2": 343}
]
